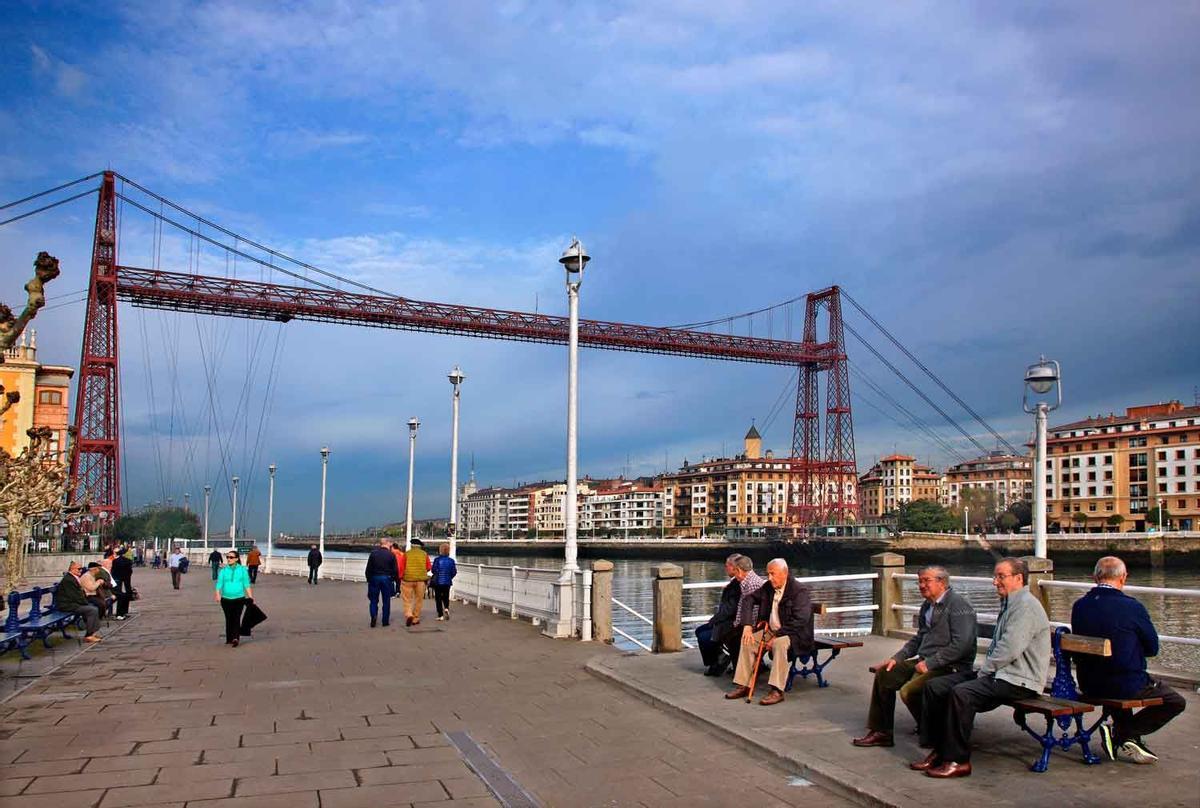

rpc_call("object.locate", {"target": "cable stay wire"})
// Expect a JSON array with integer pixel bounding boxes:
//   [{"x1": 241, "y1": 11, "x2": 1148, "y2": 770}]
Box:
[
  {"x1": 841, "y1": 290, "x2": 1017, "y2": 455},
  {"x1": 848, "y1": 361, "x2": 970, "y2": 465},
  {"x1": 0, "y1": 172, "x2": 103, "y2": 212},
  {"x1": 0, "y1": 188, "x2": 99, "y2": 228},
  {"x1": 666, "y1": 292, "x2": 810, "y2": 331},
  {"x1": 759, "y1": 367, "x2": 801, "y2": 439}
]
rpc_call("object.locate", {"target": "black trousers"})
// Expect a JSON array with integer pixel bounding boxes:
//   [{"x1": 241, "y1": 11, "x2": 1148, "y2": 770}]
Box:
[
  {"x1": 695, "y1": 623, "x2": 737, "y2": 667},
  {"x1": 1108, "y1": 680, "x2": 1188, "y2": 742},
  {"x1": 433, "y1": 584, "x2": 452, "y2": 616},
  {"x1": 248, "y1": 565, "x2": 259, "y2": 583},
  {"x1": 170, "y1": 569, "x2": 181, "y2": 589},
  {"x1": 922, "y1": 670, "x2": 1034, "y2": 763},
  {"x1": 308, "y1": 566, "x2": 319, "y2": 584},
  {"x1": 220, "y1": 597, "x2": 247, "y2": 644}
]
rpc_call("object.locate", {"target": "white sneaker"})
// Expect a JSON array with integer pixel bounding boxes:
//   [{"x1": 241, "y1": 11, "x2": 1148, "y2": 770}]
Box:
[
  {"x1": 1118, "y1": 739, "x2": 1158, "y2": 764},
  {"x1": 437, "y1": 616, "x2": 445, "y2": 621}
]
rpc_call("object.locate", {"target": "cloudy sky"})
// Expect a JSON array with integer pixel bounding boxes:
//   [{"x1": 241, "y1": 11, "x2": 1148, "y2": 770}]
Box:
[{"x1": 2, "y1": 2, "x2": 1197, "y2": 535}]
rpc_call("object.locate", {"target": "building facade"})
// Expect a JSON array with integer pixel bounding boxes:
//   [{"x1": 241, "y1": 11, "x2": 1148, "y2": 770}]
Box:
[
  {"x1": 580, "y1": 480, "x2": 664, "y2": 536},
  {"x1": 1046, "y1": 400, "x2": 1200, "y2": 532},
  {"x1": 943, "y1": 451, "x2": 1032, "y2": 511},
  {"x1": 858, "y1": 454, "x2": 943, "y2": 519},
  {"x1": 0, "y1": 331, "x2": 73, "y2": 464}
]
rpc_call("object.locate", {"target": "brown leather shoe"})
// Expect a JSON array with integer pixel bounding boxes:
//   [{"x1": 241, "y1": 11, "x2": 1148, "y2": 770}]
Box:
[
  {"x1": 925, "y1": 761, "x2": 971, "y2": 778},
  {"x1": 852, "y1": 730, "x2": 894, "y2": 748},
  {"x1": 725, "y1": 685, "x2": 751, "y2": 700},
  {"x1": 909, "y1": 751, "x2": 940, "y2": 771},
  {"x1": 758, "y1": 688, "x2": 785, "y2": 706}
]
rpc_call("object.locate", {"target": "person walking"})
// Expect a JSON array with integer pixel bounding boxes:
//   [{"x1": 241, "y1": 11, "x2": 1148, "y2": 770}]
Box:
[
  {"x1": 306, "y1": 544, "x2": 322, "y2": 584},
  {"x1": 112, "y1": 546, "x2": 134, "y2": 620},
  {"x1": 398, "y1": 539, "x2": 432, "y2": 626},
  {"x1": 208, "y1": 548, "x2": 223, "y2": 581},
  {"x1": 167, "y1": 546, "x2": 185, "y2": 589},
  {"x1": 431, "y1": 543, "x2": 457, "y2": 621},
  {"x1": 246, "y1": 545, "x2": 262, "y2": 584},
  {"x1": 390, "y1": 542, "x2": 405, "y2": 598},
  {"x1": 365, "y1": 538, "x2": 399, "y2": 628},
  {"x1": 214, "y1": 549, "x2": 253, "y2": 647}
]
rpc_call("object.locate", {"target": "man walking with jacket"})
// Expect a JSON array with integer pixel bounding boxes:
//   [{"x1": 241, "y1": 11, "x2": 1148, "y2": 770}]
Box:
[
  {"x1": 364, "y1": 538, "x2": 399, "y2": 628},
  {"x1": 913, "y1": 557, "x2": 1050, "y2": 778},
  {"x1": 853, "y1": 565, "x2": 977, "y2": 747},
  {"x1": 399, "y1": 539, "x2": 432, "y2": 626}
]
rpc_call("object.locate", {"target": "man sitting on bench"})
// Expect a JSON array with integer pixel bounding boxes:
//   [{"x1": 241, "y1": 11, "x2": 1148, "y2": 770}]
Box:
[
  {"x1": 54, "y1": 561, "x2": 102, "y2": 643},
  {"x1": 912, "y1": 557, "x2": 1050, "y2": 779},
  {"x1": 1071, "y1": 555, "x2": 1186, "y2": 765},
  {"x1": 852, "y1": 565, "x2": 978, "y2": 748},
  {"x1": 725, "y1": 559, "x2": 813, "y2": 706},
  {"x1": 695, "y1": 554, "x2": 745, "y2": 677}
]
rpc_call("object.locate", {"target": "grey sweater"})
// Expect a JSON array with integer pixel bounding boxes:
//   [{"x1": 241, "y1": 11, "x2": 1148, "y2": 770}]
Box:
[
  {"x1": 893, "y1": 587, "x2": 978, "y2": 672},
  {"x1": 980, "y1": 587, "x2": 1051, "y2": 692}
]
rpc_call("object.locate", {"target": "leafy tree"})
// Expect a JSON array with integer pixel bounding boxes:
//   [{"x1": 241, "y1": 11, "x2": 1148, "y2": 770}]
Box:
[
  {"x1": 1005, "y1": 500, "x2": 1033, "y2": 529},
  {"x1": 957, "y1": 488, "x2": 998, "y2": 531},
  {"x1": 1071, "y1": 512, "x2": 1088, "y2": 531},
  {"x1": 112, "y1": 506, "x2": 199, "y2": 544},
  {"x1": 1145, "y1": 506, "x2": 1172, "y2": 531},
  {"x1": 1105, "y1": 514, "x2": 1124, "y2": 532},
  {"x1": 896, "y1": 499, "x2": 958, "y2": 533},
  {"x1": 996, "y1": 512, "x2": 1019, "y2": 532}
]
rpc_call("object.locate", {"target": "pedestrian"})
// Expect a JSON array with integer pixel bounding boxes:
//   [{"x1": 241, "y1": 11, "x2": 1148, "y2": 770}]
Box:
[
  {"x1": 214, "y1": 549, "x2": 253, "y2": 647},
  {"x1": 208, "y1": 548, "x2": 222, "y2": 581},
  {"x1": 390, "y1": 542, "x2": 405, "y2": 598},
  {"x1": 306, "y1": 544, "x2": 322, "y2": 584},
  {"x1": 111, "y1": 545, "x2": 134, "y2": 620},
  {"x1": 365, "y1": 537, "x2": 399, "y2": 628},
  {"x1": 53, "y1": 561, "x2": 101, "y2": 643},
  {"x1": 151, "y1": 549, "x2": 161, "y2": 569},
  {"x1": 431, "y1": 543, "x2": 457, "y2": 621},
  {"x1": 167, "y1": 546, "x2": 186, "y2": 589},
  {"x1": 246, "y1": 545, "x2": 262, "y2": 583},
  {"x1": 399, "y1": 538, "x2": 432, "y2": 626}
]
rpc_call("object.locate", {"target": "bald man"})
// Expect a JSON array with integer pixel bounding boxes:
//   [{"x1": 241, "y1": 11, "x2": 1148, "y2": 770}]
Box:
[{"x1": 725, "y1": 559, "x2": 813, "y2": 706}]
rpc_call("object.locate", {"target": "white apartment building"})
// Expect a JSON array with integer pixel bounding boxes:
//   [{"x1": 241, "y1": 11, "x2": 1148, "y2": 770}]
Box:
[{"x1": 581, "y1": 484, "x2": 664, "y2": 536}]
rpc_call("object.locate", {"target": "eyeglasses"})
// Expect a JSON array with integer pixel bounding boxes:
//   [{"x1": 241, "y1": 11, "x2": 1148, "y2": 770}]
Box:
[
  {"x1": 225, "y1": 555, "x2": 238, "y2": 560},
  {"x1": 993, "y1": 572, "x2": 1017, "y2": 580}
]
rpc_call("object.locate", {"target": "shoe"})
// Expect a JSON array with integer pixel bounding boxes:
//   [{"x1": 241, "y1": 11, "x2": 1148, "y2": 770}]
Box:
[
  {"x1": 852, "y1": 731, "x2": 895, "y2": 748},
  {"x1": 759, "y1": 688, "x2": 785, "y2": 706},
  {"x1": 115, "y1": 616, "x2": 126, "y2": 621},
  {"x1": 370, "y1": 617, "x2": 377, "y2": 628},
  {"x1": 725, "y1": 685, "x2": 751, "y2": 700},
  {"x1": 437, "y1": 616, "x2": 446, "y2": 621},
  {"x1": 412, "y1": 618, "x2": 420, "y2": 626},
  {"x1": 405, "y1": 617, "x2": 414, "y2": 626},
  {"x1": 1118, "y1": 738, "x2": 1158, "y2": 764},
  {"x1": 445, "y1": 609, "x2": 450, "y2": 620},
  {"x1": 925, "y1": 761, "x2": 971, "y2": 778},
  {"x1": 382, "y1": 621, "x2": 390, "y2": 627},
  {"x1": 232, "y1": 639, "x2": 239, "y2": 648},
  {"x1": 909, "y1": 751, "x2": 939, "y2": 771},
  {"x1": 83, "y1": 635, "x2": 102, "y2": 643},
  {"x1": 1097, "y1": 723, "x2": 1116, "y2": 762},
  {"x1": 703, "y1": 664, "x2": 723, "y2": 676}
]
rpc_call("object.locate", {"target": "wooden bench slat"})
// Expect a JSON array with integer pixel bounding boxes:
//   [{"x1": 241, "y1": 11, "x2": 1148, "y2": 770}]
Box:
[
  {"x1": 1012, "y1": 696, "x2": 1094, "y2": 717},
  {"x1": 1080, "y1": 696, "x2": 1164, "y2": 710},
  {"x1": 1059, "y1": 634, "x2": 1111, "y2": 656}
]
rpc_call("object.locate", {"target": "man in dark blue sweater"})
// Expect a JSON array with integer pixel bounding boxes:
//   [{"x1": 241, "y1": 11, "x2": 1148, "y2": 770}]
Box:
[
  {"x1": 1071, "y1": 556, "x2": 1186, "y2": 764},
  {"x1": 364, "y1": 538, "x2": 400, "y2": 628}
]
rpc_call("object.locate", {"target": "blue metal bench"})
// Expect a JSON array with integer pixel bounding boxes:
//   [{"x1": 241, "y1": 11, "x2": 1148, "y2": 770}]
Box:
[
  {"x1": 18, "y1": 585, "x2": 83, "y2": 651},
  {"x1": 785, "y1": 603, "x2": 864, "y2": 690},
  {"x1": 2, "y1": 590, "x2": 31, "y2": 659}
]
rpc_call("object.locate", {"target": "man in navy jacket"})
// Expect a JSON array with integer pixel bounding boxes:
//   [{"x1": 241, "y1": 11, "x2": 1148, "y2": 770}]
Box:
[{"x1": 1071, "y1": 556, "x2": 1186, "y2": 764}]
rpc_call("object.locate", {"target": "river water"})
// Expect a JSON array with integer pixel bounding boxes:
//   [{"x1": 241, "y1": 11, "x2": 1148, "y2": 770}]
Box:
[{"x1": 270, "y1": 548, "x2": 1199, "y2": 674}]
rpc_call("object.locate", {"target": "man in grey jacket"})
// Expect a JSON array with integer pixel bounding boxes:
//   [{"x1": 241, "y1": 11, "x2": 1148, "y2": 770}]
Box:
[
  {"x1": 853, "y1": 565, "x2": 977, "y2": 748},
  {"x1": 912, "y1": 557, "x2": 1051, "y2": 779}
]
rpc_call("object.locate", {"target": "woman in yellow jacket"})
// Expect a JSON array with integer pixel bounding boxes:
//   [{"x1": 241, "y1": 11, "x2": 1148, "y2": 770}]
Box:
[{"x1": 214, "y1": 550, "x2": 254, "y2": 647}]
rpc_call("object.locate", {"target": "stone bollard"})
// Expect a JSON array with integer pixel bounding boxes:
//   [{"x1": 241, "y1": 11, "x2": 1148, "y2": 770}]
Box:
[
  {"x1": 1021, "y1": 556, "x2": 1054, "y2": 614},
  {"x1": 591, "y1": 560, "x2": 614, "y2": 644},
  {"x1": 871, "y1": 552, "x2": 906, "y2": 636},
  {"x1": 652, "y1": 563, "x2": 684, "y2": 653}
]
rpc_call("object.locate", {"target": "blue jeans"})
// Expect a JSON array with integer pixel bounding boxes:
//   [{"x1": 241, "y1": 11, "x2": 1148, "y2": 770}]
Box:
[{"x1": 367, "y1": 575, "x2": 394, "y2": 624}]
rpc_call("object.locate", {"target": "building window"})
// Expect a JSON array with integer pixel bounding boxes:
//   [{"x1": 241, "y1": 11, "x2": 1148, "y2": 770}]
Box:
[
  {"x1": 1176, "y1": 450, "x2": 1187, "y2": 460},
  {"x1": 1087, "y1": 472, "x2": 1096, "y2": 482},
  {"x1": 1088, "y1": 503, "x2": 1097, "y2": 512},
  {"x1": 1129, "y1": 437, "x2": 1147, "y2": 447},
  {"x1": 37, "y1": 389, "x2": 63, "y2": 405},
  {"x1": 1157, "y1": 451, "x2": 1168, "y2": 461},
  {"x1": 1176, "y1": 466, "x2": 1186, "y2": 477},
  {"x1": 1177, "y1": 483, "x2": 1188, "y2": 493},
  {"x1": 1104, "y1": 470, "x2": 1113, "y2": 481},
  {"x1": 1104, "y1": 485, "x2": 1113, "y2": 496},
  {"x1": 1103, "y1": 455, "x2": 1113, "y2": 464}
]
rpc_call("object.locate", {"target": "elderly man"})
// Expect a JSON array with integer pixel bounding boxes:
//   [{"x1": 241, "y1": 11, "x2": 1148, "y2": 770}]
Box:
[
  {"x1": 913, "y1": 557, "x2": 1050, "y2": 778},
  {"x1": 364, "y1": 537, "x2": 399, "y2": 628},
  {"x1": 725, "y1": 559, "x2": 813, "y2": 706},
  {"x1": 696, "y1": 554, "x2": 744, "y2": 676},
  {"x1": 853, "y1": 565, "x2": 977, "y2": 748},
  {"x1": 1072, "y1": 556, "x2": 1186, "y2": 764},
  {"x1": 53, "y1": 562, "x2": 102, "y2": 643}
]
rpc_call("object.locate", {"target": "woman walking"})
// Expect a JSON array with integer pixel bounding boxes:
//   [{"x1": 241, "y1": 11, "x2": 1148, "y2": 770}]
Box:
[
  {"x1": 214, "y1": 549, "x2": 253, "y2": 647},
  {"x1": 431, "y1": 543, "x2": 457, "y2": 622}
]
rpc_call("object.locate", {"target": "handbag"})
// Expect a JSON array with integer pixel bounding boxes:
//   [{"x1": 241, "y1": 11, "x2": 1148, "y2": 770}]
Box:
[{"x1": 239, "y1": 600, "x2": 268, "y2": 636}]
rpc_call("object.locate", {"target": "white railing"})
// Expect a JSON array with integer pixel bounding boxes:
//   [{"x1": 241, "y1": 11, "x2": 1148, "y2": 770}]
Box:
[{"x1": 451, "y1": 563, "x2": 562, "y2": 625}]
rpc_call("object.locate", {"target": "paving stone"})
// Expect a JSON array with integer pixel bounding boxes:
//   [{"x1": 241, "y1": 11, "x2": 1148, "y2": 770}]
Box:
[
  {"x1": 0, "y1": 758, "x2": 89, "y2": 779},
  {"x1": 441, "y1": 775, "x2": 492, "y2": 799},
  {"x1": 97, "y1": 778, "x2": 233, "y2": 807},
  {"x1": 235, "y1": 769, "x2": 357, "y2": 796},
  {"x1": 275, "y1": 751, "x2": 390, "y2": 774},
  {"x1": 412, "y1": 797, "x2": 501, "y2": 808},
  {"x1": 155, "y1": 760, "x2": 270, "y2": 783},
  {"x1": 83, "y1": 750, "x2": 200, "y2": 772},
  {"x1": 0, "y1": 776, "x2": 32, "y2": 796},
  {"x1": 357, "y1": 760, "x2": 474, "y2": 786},
  {"x1": 309, "y1": 735, "x2": 416, "y2": 755},
  {"x1": 26, "y1": 767, "x2": 157, "y2": 794},
  {"x1": 0, "y1": 789, "x2": 106, "y2": 808},
  {"x1": 240, "y1": 727, "x2": 341, "y2": 747},
  {"x1": 385, "y1": 745, "x2": 463, "y2": 767},
  {"x1": 410, "y1": 732, "x2": 450, "y2": 748},
  {"x1": 14, "y1": 741, "x2": 136, "y2": 762},
  {"x1": 201, "y1": 743, "x2": 311, "y2": 764},
  {"x1": 319, "y1": 781, "x2": 449, "y2": 808},
  {"x1": 187, "y1": 793, "x2": 319, "y2": 808}
]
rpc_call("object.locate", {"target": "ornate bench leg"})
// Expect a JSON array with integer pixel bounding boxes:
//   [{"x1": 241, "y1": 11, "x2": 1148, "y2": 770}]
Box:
[
  {"x1": 814, "y1": 647, "x2": 841, "y2": 688},
  {"x1": 1075, "y1": 715, "x2": 1102, "y2": 765},
  {"x1": 1031, "y1": 715, "x2": 1056, "y2": 773}
]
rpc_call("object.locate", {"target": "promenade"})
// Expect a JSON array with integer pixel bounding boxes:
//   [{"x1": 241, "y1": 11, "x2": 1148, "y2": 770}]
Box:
[{"x1": 0, "y1": 568, "x2": 853, "y2": 808}]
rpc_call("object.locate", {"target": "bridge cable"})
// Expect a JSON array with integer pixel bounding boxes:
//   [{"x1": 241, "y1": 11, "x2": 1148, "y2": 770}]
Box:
[
  {"x1": 0, "y1": 188, "x2": 98, "y2": 227},
  {"x1": 0, "y1": 172, "x2": 103, "y2": 212},
  {"x1": 848, "y1": 361, "x2": 970, "y2": 464}
]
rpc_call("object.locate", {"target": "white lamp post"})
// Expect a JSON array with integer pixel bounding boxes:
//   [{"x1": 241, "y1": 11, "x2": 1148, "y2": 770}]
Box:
[
  {"x1": 1023, "y1": 356, "x2": 1062, "y2": 559},
  {"x1": 267, "y1": 463, "x2": 276, "y2": 570},
  {"x1": 559, "y1": 237, "x2": 591, "y2": 578},
  {"x1": 319, "y1": 447, "x2": 330, "y2": 562},
  {"x1": 203, "y1": 484, "x2": 211, "y2": 551},
  {"x1": 405, "y1": 418, "x2": 420, "y2": 549},
  {"x1": 231, "y1": 476, "x2": 239, "y2": 545},
  {"x1": 447, "y1": 367, "x2": 465, "y2": 559}
]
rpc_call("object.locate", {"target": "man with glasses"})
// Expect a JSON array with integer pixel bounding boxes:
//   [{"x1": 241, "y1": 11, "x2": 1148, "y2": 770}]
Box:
[
  {"x1": 853, "y1": 566, "x2": 977, "y2": 748},
  {"x1": 52, "y1": 562, "x2": 102, "y2": 643},
  {"x1": 912, "y1": 557, "x2": 1050, "y2": 779}
]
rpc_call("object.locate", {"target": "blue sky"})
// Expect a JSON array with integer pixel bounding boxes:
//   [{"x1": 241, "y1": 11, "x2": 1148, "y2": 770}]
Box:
[{"x1": 2, "y1": 2, "x2": 1198, "y2": 534}]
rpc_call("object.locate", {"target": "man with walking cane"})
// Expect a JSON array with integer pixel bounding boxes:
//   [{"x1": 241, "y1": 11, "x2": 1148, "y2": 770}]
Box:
[{"x1": 725, "y1": 559, "x2": 814, "y2": 706}]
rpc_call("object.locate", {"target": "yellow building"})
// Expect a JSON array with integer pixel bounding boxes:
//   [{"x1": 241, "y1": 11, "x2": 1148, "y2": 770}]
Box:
[
  {"x1": 0, "y1": 331, "x2": 73, "y2": 464},
  {"x1": 1046, "y1": 400, "x2": 1200, "y2": 532},
  {"x1": 858, "y1": 454, "x2": 943, "y2": 519},
  {"x1": 943, "y1": 451, "x2": 1032, "y2": 511}
]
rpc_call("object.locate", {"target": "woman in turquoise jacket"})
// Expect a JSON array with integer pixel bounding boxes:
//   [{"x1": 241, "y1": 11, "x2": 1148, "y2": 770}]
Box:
[{"x1": 214, "y1": 549, "x2": 254, "y2": 647}]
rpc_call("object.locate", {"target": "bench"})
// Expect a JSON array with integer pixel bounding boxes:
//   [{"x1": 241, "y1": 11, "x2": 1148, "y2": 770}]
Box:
[
  {"x1": 15, "y1": 585, "x2": 85, "y2": 654},
  {"x1": 785, "y1": 602, "x2": 863, "y2": 690}
]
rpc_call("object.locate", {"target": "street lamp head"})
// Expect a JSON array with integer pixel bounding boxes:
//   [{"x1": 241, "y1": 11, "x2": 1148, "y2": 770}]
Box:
[
  {"x1": 232, "y1": 476, "x2": 239, "y2": 484},
  {"x1": 408, "y1": 417, "x2": 421, "y2": 433},
  {"x1": 204, "y1": 484, "x2": 211, "y2": 494},
  {"x1": 1023, "y1": 355, "x2": 1062, "y2": 412},
  {"x1": 320, "y1": 446, "x2": 330, "y2": 460},
  {"x1": 268, "y1": 463, "x2": 276, "y2": 474},
  {"x1": 559, "y1": 237, "x2": 590, "y2": 274},
  {"x1": 448, "y1": 366, "x2": 465, "y2": 386}
]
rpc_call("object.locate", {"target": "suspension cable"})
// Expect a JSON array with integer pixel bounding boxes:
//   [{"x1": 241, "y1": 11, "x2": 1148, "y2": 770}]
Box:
[
  {"x1": 0, "y1": 188, "x2": 98, "y2": 227},
  {"x1": 0, "y1": 172, "x2": 103, "y2": 212}
]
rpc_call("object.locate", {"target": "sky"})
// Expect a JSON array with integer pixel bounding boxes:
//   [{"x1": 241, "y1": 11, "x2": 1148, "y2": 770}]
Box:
[{"x1": 1, "y1": 1, "x2": 1198, "y2": 535}]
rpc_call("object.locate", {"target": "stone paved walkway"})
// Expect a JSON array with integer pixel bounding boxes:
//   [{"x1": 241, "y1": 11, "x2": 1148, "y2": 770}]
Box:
[{"x1": 0, "y1": 567, "x2": 852, "y2": 807}]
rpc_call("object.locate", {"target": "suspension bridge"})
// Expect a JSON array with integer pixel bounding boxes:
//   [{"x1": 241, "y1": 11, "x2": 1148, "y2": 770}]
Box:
[{"x1": 1, "y1": 170, "x2": 1017, "y2": 536}]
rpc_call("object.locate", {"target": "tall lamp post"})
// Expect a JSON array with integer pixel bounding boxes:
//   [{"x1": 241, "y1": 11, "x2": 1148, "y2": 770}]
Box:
[
  {"x1": 319, "y1": 447, "x2": 330, "y2": 563},
  {"x1": 203, "y1": 484, "x2": 211, "y2": 551},
  {"x1": 559, "y1": 237, "x2": 591, "y2": 578},
  {"x1": 405, "y1": 418, "x2": 420, "y2": 549},
  {"x1": 231, "y1": 476, "x2": 240, "y2": 545},
  {"x1": 1023, "y1": 356, "x2": 1062, "y2": 559},
  {"x1": 267, "y1": 463, "x2": 276, "y2": 569},
  {"x1": 447, "y1": 367, "x2": 465, "y2": 559}
]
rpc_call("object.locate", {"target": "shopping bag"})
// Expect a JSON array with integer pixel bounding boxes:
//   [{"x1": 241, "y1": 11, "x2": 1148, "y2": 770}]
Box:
[{"x1": 239, "y1": 600, "x2": 268, "y2": 636}]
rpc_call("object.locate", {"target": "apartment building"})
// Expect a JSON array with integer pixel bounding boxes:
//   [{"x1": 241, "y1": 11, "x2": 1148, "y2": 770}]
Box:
[
  {"x1": 0, "y1": 331, "x2": 73, "y2": 464},
  {"x1": 943, "y1": 451, "x2": 1032, "y2": 510},
  {"x1": 581, "y1": 480, "x2": 664, "y2": 536},
  {"x1": 1046, "y1": 400, "x2": 1200, "y2": 532},
  {"x1": 858, "y1": 454, "x2": 943, "y2": 518}
]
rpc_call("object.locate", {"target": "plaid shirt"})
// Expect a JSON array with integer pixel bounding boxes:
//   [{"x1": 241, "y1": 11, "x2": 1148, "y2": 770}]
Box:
[{"x1": 734, "y1": 571, "x2": 766, "y2": 627}]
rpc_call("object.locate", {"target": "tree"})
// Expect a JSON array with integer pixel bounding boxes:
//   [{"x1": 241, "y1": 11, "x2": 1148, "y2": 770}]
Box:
[
  {"x1": 1071, "y1": 511, "x2": 1088, "y2": 532},
  {"x1": 1145, "y1": 505, "x2": 1172, "y2": 531},
  {"x1": 957, "y1": 488, "x2": 998, "y2": 531},
  {"x1": 112, "y1": 506, "x2": 200, "y2": 545},
  {"x1": 996, "y1": 512, "x2": 1019, "y2": 532},
  {"x1": 896, "y1": 499, "x2": 958, "y2": 533},
  {"x1": 1105, "y1": 514, "x2": 1124, "y2": 532},
  {"x1": 1005, "y1": 499, "x2": 1033, "y2": 529}
]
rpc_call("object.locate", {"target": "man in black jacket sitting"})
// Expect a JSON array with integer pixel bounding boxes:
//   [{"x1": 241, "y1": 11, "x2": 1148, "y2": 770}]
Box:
[
  {"x1": 53, "y1": 562, "x2": 102, "y2": 642},
  {"x1": 725, "y1": 558, "x2": 813, "y2": 706},
  {"x1": 695, "y1": 554, "x2": 744, "y2": 676},
  {"x1": 852, "y1": 565, "x2": 978, "y2": 748}
]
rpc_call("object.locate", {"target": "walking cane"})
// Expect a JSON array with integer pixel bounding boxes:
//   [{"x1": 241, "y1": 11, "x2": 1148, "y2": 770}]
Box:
[{"x1": 745, "y1": 622, "x2": 774, "y2": 704}]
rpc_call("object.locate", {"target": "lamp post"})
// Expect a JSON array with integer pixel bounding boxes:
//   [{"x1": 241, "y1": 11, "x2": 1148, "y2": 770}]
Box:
[
  {"x1": 447, "y1": 367, "x2": 465, "y2": 559},
  {"x1": 1023, "y1": 356, "x2": 1062, "y2": 559},
  {"x1": 231, "y1": 476, "x2": 239, "y2": 545},
  {"x1": 405, "y1": 418, "x2": 420, "y2": 549},
  {"x1": 267, "y1": 463, "x2": 276, "y2": 569},
  {"x1": 203, "y1": 485, "x2": 211, "y2": 551},
  {"x1": 319, "y1": 447, "x2": 330, "y2": 562},
  {"x1": 559, "y1": 237, "x2": 590, "y2": 579}
]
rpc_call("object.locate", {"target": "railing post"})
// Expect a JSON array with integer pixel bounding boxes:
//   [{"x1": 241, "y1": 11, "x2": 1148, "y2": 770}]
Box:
[
  {"x1": 510, "y1": 566, "x2": 517, "y2": 619},
  {"x1": 580, "y1": 569, "x2": 593, "y2": 642},
  {"x1": 871, "y1": 552, "x2": 905, "y2": 636},
  {"x1": 591, "y1": 559, "x2": 613, "y2": 644},
  {"x1": 1022, "y1": 555, "x2": 1054, "y2": 614},
  {"x1": 652, "y1": 563, "x2": 684, "y2": 653},
  {"x1": 477, "y1": 564, "x2": 483, "y2": 608}
]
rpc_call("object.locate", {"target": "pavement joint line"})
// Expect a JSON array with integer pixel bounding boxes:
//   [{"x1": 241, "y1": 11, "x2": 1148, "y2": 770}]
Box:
[
  {"x1": 1, "y1": 614, "x2": 142, "y2": 707},
  {"x1": 444, "y1": 729, "x2": 541, "y2": 808}
]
